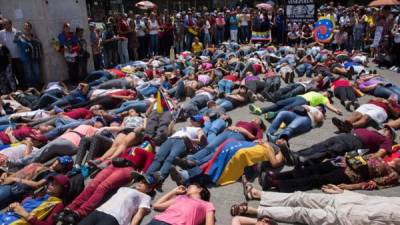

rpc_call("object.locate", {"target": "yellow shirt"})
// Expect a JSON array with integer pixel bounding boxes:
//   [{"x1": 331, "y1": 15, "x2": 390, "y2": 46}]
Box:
[{"x1": 192, "y1": 42, "x2": 203, "y2": 54}]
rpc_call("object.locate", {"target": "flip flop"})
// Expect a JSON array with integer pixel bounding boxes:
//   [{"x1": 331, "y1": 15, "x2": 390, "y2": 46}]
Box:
[
  {"x1": 241, "y1": 177, "x2": 256, "y2": 201},
  {"x1": 230, "y1": 202, "x2": 248, "y2": 217}
]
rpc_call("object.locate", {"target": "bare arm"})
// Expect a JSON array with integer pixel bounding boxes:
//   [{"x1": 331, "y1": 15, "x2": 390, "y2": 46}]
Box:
[
  {"x1": 205, "y1": 211, "x2": 215, "y2": 225},
  {"x1": 130, "y1": 208, "x2": 150, "y2": 225}
]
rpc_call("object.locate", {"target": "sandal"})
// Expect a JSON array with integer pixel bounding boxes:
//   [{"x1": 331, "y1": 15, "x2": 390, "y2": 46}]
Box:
[
  {"x1": 230, "y1": 202, "x2": 248, "y2": 217},
  {"x1": 241, "y1": 177, "x2": 256, "y2": 201}
]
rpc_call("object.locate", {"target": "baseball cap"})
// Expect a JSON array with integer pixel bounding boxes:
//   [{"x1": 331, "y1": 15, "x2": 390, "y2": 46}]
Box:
[
  {"x1": 190, "y1": 114, "x2": 204, "y2": 125},
  {"x1": 48, "y1": 174, "x2": 70, "y2": 192},
  {"x1": 57, "y1": 156, "x2": 74, "y2": 170}
]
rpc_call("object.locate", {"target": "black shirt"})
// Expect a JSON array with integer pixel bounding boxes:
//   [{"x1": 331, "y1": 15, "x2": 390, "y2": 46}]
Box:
[{"x1": 0, "y1": 45, "x2": 10, "y2": 72}]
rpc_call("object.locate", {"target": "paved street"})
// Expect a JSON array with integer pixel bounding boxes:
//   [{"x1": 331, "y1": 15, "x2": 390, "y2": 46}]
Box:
[{"x1": 143, "y1": 64, "x2": 400, "y2": 225}]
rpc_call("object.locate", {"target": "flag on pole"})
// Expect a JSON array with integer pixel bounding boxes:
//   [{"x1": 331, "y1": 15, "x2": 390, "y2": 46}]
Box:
[
  {"x1": 156, "y1": 90, "x2": 170, "y2": 113},
  {"x1": 313, "y1": 17, "x2": 335, "y2": 43}
]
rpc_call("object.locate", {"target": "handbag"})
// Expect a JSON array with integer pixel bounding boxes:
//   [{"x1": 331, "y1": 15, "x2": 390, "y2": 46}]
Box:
[
  {"x1": 345, "y1": 152, "x2": 369, "y2": 180},
  {"x1": 291, "y1": 105, "x2": 308, "y2": 117}
]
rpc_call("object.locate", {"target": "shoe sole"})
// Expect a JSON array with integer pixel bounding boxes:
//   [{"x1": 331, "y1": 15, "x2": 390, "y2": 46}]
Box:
[
  {"x1": 170, "y1": 167, "x2": 184, "y2": 186},
  {"x1": 277, "y1": 142, "x2": 295, "y2": 166}
]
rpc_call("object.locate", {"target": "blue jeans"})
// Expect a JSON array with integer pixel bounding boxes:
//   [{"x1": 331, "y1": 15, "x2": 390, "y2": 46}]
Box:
[
  {"x1": 85, "y1": 71, "x2": 113, "y2": 87},
  {"x1": 45, "y1": 119, "x2": 85, "y2": 140},
  {"x1": 268, "y1": 111, "x2": 312, "y2": 139},
  {"x1": 0, "y1": 123, "x2": 16, "y2": 131},
  {"x1": 203, "y1": 33, "x2": 211, "y2": 46},
  {"x1": 216, "y1": 28, "x2": 224, "y2": 44},
  {"x1": 49, "y1": 90, "x2": 86, "y2": 109},
  {"x1": 167, "y1": 81, "x2": 185, "y2": 100},
  {"x1": 373, "y1": 85, "x2": 400, "y2": 100},
  {"x1": 203, "y1": 118, "x2": 227, "y2": 143},
  {"x1": 145, "y1": 138, "x2": 186, "y2": 182},
  {"x1": 0, "y1": 115, "x2": 11, "y2": 125},
  {"x1": 296, "y1": 63, "x2": 313, "y2": 77},
  {"x1": 187, "y1": 130, "x2": 245, "y2": 165},
  {"x1": 216, "y1": 98, "x2": 234, "y2": 112},
  {"x1": 112, "y1": 100, "x2": 149, "y2": 114},
  {"x1": 240, "y1": 25, "x2": 250, "y2": 43},
  {"x1": 118, "y1": 39, "x2": 129, "y2": 64},
  {"x1": 149, "y1": 34, "x2": 158, "y2": 56},
  {"x1": 218, "y1": 80, "x2": 235, "y2": 93},
  {"x1": 0, "y1": 185, "x2": 14, "y2": 209},
  {"x1": 22, "y1": 60, "x2": 41, "y2": 87},
  {"x1": 138, "y1": 84, "x2": 159, "y2": 97},
  {"x1": 260, "y1": 96, "x2": 308, "y2": 114}
]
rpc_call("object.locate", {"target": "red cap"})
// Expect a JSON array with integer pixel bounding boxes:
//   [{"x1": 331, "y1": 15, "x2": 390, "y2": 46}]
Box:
[{"x1": 48, "y1": 174, "x2": 70, "y2": 192}]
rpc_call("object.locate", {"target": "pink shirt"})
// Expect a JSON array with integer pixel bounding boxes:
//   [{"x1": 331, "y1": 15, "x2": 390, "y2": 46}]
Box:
[
  {"x1": 197, "y1": 74, "x2": 211, "y2": 86},
  {"x1": 155, "y1": 195, "x2": 215, "y2": 225},
  {"x1": 59, "y1": 125, "x2": 98, "y2": 147}
]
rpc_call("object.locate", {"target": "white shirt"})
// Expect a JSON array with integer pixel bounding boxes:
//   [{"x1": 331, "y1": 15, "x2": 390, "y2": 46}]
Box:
[
  {"x1": 0, "y1": 28, "x2": 20, "y2": 58},
  {"x1": 135, "y1": 20, "x2": 146, "y2": 37},
  {"x1": 148, "y1": 20, "x2": 159, "y2": 35},
  {"x1": 394, "y1": 32, "x2": 400, "y2": 44},
  {"x1": 204, "y1": 20, "x2": 211, "y2": 34},
  {"x1": 45, "y1": 82, "x2": 64, "y2": 92},
  {"x1": 196, "y1": 91, "x2": 213, "y2": 101},
  {"x1": 171, "y1": 127, "x2": 201, "y2": 140},
  {"x1": 97, "y1": 187, "x2": 151, "y2": 225},
  {"x1": 0, "y1": 144, "x2": 39, "y2": 162}
]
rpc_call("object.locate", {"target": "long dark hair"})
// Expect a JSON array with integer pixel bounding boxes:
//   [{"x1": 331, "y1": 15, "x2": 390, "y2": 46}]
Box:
[{"x1": 190, "y1": 182, "x2": 211, "y2": 201}]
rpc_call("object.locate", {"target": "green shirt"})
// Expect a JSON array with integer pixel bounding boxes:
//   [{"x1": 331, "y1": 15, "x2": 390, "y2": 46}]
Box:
[{"x1": 300, "y1": 91, "x2": 329, "y2": 106}]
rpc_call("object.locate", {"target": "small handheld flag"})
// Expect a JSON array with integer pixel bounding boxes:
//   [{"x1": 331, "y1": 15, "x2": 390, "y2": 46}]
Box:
[
  {"x1": 313, "y1": 17, "x2": 335, "y2": 44},
  {"x1": 156, "y1": 90, "x2": 170, "y2": 113}
]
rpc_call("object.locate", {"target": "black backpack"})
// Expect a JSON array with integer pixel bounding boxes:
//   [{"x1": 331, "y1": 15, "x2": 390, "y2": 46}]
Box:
[{"x1": 64, "y1": 172, "x2": 85, "y2": 205}]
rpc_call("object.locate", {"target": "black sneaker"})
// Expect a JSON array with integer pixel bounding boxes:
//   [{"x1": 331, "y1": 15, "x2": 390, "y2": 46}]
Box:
[
  {"x1": 170, "y1": 166, "x2": 185, "y2": 186},
  {"x1": 353, "y1": 101, "x2": 360, "y2": 109},
  {"x1": 344, "y1": 101, "x2": 352, "y2": 111},
  {"x1": 174, "y1": 157, "x2": 196, "y2": 169},
  {"x1": 152, "y1": 171, "x2": 164, "y2": 192},
  {"x1": 62, "y1": 211, "x2": 80, "y2": 225},
  {"x1": 276, "y1": 141, "x2": 297, "y2": 166}
]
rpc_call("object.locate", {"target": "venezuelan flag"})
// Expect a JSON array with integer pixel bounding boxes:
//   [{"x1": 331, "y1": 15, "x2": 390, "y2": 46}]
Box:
[
  {"x1": 251, "y1": 30, "x2": 272, "y2": 43},
  {"x1": 156, "y1": 90, "x2": 171, "y2": 114},
  {"x1": 201, "y1": 139, "x2": 271, "y2": 186},
  {"x1": 0, "y1": 195, "x2": 61, "y2": 225}
]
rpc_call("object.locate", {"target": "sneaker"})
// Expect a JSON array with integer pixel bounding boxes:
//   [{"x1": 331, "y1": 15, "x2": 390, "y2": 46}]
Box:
[
  {"x1": 152, "y1": 172, "x2": 164, "y2": 192},
  {"x1": 249, "y1": 104, "x2": 262, "y2": 115},
  {"x1": 264, "y1": 112, "x2": 276, "y2": 120},
  {"x1": 276, "y1": 141, "x2": 298, "y2": 166},
  {"x1": 170, "y1": 166, "x2": 185, "y2": 186},
  {"x1": 173, "y1": 157, "x2": 196, "y2": 169},
  {"x1": 262, "y1": 92, "x2": 274, "y2": 102},
  {"x1": 332, "y1": 117, "x2": 352, "y2": 133},
  {"x1": 256, "y1": 93, "x2": 265, "y2": 102},
  {"x1": 344, "y1": 101, "x2": 352, "y2": 111},
  {"x1": 62, "y1": 211, "x2": 80, "y2": 225},
  {"x1": 353, "y1": 101, "x2": 360, "y2": 109}
]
